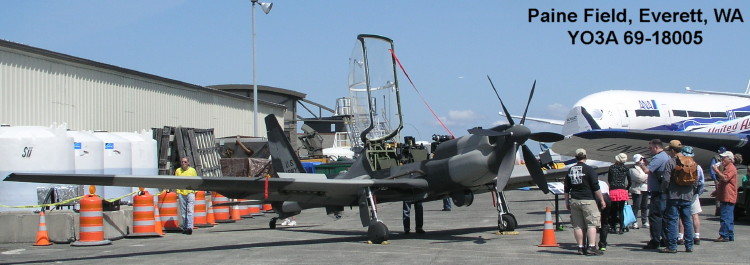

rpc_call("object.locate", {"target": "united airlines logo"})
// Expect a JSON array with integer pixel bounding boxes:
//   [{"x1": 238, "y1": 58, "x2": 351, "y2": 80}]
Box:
[{"x1": 568, "y1": 166, "x2": 584, "y2": 184}]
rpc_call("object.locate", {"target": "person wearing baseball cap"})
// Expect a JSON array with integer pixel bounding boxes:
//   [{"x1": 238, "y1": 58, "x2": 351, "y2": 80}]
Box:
[
  {"x1": 564, "y1": 148, "x2": 606, "y2": 256},
  {"x1": 712, "y1": 150, "x2": 738, "y2": 242},
  {"x1": 677, "y1": 146, "x2": 705, "y2": 245}
]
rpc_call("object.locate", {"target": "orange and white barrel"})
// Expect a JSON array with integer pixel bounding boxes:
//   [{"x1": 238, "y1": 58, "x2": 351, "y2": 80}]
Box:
[
  {"x1": 194, "y1": 191, "x2": 213, "y2": 227},
  {"x1": 262, "y1": 203, "x2": 273, "y2": 213},
  {"x1": 126, "y1": 189, "x2": 161, "y2": 237},
  {"x1": 238, "y1": 200, "x2": 250, "y2": 218},
  {"x1": 157, "y1": 191, "x2": 182, "y2": 231},
  {"x1": 72, "y1": 186, "x2": 112, "y2": 246},
  {"x1": 248, "y1": 203, "x2": 262, "y2": 216},
  {"x1": 212, "y1": 193, "x2": 235, "y2": 223}
]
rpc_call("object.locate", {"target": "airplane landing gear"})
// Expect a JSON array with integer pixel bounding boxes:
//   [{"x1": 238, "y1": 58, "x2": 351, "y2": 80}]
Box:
[
  {"x1": 495, "y1": 190, "x2": 518, "y2": 232},
  {"x1": 367, "y1": 221, "x2": 389, "y2": 244},
  {"x1": 498, "y1": 213, "x2": 517, "y2": 231},
  {"x1": 269, "y1": 217, "x2": 278, "y2": 229},
  {"x1": 359, "y1": 187, "x2": 389, "y2": 244}
]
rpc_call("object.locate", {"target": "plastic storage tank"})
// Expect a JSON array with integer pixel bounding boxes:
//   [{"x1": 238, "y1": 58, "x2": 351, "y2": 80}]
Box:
[
  {"x1": 0, "y1": 124, "x2": 75, "y2": 212},
  {"x1": 91, "y1": 131, "x2": 133, "y2": 203},
  {"x1": 112, "y1": 130, "x2": 158, "y2": 196},
  {"x1": 66, "y1": 130, "x2": 104, "y2": 196}
]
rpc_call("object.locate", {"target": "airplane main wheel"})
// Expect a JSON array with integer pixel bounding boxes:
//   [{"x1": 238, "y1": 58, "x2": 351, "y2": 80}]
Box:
[
  {"x1": 367, "y1": 221, "x2": 389, "y2": 244},
  {"x1": 498, "y1": 213, "x2": 517, "y2": 232},
  {"x1": 269, "y1": 217, "x2": 278, "y2": 229}
]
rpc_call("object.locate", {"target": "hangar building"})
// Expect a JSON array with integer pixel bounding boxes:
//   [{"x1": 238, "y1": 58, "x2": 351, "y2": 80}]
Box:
[{"x1": 0, "y1": 39, "x2": 293, "y2": 138}]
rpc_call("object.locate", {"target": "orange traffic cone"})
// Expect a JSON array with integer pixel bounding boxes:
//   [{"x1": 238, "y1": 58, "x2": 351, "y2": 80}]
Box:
[
  {"x1": 538, "y1": 207, "x2": 559, "y2": 247},
  {"x1": 230, "y1": 200, "x2": 242, "y2": 221},
  {"x1": 33, "y1": 211, "x2": 52, "y2": 246},
  {"x1": 206, "y1": 193, "x2": 218, "y2": 225},
  {"x1": 153, "y1": 202, "x2": 165, "y2": 235}
]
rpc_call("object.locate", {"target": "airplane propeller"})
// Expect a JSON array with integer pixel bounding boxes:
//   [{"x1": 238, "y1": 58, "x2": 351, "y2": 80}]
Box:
[{"x1": 473, "y1": 76, "x2": 566, "y2": 194}]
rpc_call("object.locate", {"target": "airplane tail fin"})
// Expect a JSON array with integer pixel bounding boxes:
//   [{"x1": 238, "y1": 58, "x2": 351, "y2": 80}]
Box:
[{"x1": 265, "y1": 114, "x2": 306, "y2": 174}]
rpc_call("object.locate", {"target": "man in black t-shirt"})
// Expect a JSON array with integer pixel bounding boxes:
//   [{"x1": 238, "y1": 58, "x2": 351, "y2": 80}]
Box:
[{"x1": 565, "y1": 148, "x2": 607, "y2": 256}]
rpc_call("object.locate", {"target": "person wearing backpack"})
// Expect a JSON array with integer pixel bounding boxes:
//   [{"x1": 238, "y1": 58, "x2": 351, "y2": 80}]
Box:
[
  {"x1": 677, "y1": 146, "x2": 704, "y2": 245},
  {"x1": 660, "y1": 140, "x2": 696, "y2": 253}
]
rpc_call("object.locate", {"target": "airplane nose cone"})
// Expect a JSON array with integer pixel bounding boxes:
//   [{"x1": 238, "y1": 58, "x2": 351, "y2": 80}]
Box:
[{"x1": 508, "y1": 125, "x2": 531, "y2": 144}]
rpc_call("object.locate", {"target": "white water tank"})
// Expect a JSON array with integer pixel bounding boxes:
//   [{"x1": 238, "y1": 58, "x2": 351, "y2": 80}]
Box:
[
  {"x1": 91, "y1": 131, "x2": 132, "y2": 202},
  {"x1": 112, "y1": 130, "x2": 158, "y2": 196},
  {"x1": 67, "y1": 131, "x2": 104, "y2": 174},
  {"x1": 0, "y1": 125, "x2": 75, "y2": 212},
  {"x1": 66, "y1": 130, "x2": 104, "y2": 196}
]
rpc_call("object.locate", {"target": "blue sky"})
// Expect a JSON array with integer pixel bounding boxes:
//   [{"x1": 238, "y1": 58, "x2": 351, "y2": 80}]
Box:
[{"x1": 2, "y1": 1, "x2": 749, "y2": 143}]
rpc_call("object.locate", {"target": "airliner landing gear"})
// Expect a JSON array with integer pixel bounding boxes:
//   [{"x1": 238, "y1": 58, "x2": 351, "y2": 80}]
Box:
[{"x1": 496, "y1": 190, "x2": 517, "y2": 231}]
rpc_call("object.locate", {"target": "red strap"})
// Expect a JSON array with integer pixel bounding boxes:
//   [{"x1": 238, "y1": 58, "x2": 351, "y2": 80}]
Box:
[{"x1": 390, "y1": 49, "x2": 455, "y2": 138}]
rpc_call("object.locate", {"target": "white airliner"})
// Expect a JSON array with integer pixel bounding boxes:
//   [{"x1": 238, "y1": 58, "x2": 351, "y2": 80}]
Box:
[{"x1": 508, "y1": 86, "x2": 750, "y2": 166}]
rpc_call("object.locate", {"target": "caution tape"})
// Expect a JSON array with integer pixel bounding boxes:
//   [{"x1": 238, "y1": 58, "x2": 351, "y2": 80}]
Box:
[
  {"x1": 104, "y1": 190, "x2": 139, "y2": 203},
  {"x1": 0, "y1": 190, "x2": 140, "y2": 208},
  {"x1": 0, "y1": 196, "x2": 85, "y2": 209}
]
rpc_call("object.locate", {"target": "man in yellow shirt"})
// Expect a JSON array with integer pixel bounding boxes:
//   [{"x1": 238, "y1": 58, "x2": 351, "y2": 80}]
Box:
[{"x1": 175, "y1": 157, "x2": 197, "y2": 235}]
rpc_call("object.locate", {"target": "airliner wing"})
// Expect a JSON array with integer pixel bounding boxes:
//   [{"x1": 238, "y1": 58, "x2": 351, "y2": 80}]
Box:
[
  {"x1": 498, "y1": 112, "x2": 564, "y2": 126},
  {"x1": 3, "y1": 173, "x2": 428, "y2": 206},
  {"x1": 551, "y1": 129, "x2": 750, "y2": 166}
]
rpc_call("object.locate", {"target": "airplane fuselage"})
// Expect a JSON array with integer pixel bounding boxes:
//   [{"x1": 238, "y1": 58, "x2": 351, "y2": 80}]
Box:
[{"x1": 563, "y1": 90, "x2": 750, "y2": 135}]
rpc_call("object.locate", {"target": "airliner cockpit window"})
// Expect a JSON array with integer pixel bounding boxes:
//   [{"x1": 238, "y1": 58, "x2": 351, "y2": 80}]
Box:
[{"x1": 710, "y1": 112, "x2": 728, "y2": 118}]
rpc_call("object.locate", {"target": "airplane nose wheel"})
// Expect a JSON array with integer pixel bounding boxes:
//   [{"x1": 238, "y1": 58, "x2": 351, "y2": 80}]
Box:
[
  {"x1": 367, "y1": 221, "x2": 389, "y2": 244},
  {"x1": 498, "y1": 213, "x2": 517, "y2": 232}
]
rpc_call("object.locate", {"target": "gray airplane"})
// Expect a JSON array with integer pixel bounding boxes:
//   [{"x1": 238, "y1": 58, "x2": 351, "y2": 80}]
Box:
[{"x1": 4, "y1": 35, "x2": 565, "y2": 244}]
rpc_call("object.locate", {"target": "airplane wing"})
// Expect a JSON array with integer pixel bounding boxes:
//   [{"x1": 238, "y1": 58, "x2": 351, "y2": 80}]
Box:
[
  {"x1": 3, "y1": 173, "x2": 428, "y2": 206},
  {"x1": 551, "y1": 129, "x2": 750, "y2": 166},
  {"x1": 498, "y1": 112, "x2": 564, "y2": 126}
]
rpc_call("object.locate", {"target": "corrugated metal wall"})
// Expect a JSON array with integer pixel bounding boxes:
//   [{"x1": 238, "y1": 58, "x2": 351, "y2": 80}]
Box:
[{"x1": 0, "y1": 46, "x2": 284, "y2": 138}]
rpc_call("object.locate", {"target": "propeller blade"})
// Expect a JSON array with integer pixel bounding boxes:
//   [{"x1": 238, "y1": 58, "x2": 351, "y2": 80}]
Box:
[
  {"x1": 529, "y1": 132, "x2": 565, "y2": 143},
  {"x1": 520, "y1": 80, "x2": 536, "y2": 125},
  {"x1": 521, "y1": 144, "x2": 549, "y2": 194},
  {"x1": 495, "y1": 143, "x2": 517, "y2": 191},
  {"x1": 487, "y1": 75, "x2": 514, "y2": 126},
  {"x1": 468, "y1": 127, "x2": 511, "y2": 137}
]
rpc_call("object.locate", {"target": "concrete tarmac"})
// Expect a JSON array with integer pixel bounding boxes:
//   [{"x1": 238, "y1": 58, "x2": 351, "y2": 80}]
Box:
[{"x1": 1, "y1": 185, "x2": 748, "y2": 265}]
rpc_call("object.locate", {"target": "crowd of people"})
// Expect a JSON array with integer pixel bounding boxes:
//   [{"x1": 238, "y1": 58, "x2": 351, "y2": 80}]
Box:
[{"x1": 564, "y1": 139, "x2": 740, "y2": 256}]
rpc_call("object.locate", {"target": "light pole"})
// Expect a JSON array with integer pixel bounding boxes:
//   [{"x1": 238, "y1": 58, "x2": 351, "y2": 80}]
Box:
[{"x1": 251, "y1": 0, "x2": 272, "y2": 137}]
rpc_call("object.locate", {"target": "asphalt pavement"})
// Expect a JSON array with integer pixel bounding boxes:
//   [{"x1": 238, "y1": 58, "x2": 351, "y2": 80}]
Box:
[{"x1": 1, "y1": 184, "x2": 748, "y2": 265}]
